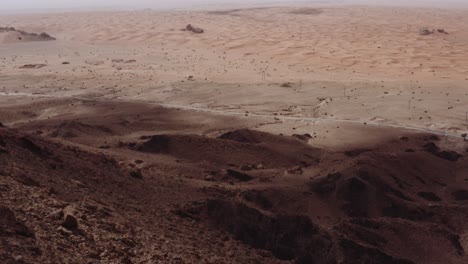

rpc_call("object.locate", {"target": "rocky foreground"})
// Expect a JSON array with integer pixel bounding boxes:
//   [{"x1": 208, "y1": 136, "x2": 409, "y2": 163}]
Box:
[{"x1": 1, "y1": 119, "x2": 467, "y2": 263}]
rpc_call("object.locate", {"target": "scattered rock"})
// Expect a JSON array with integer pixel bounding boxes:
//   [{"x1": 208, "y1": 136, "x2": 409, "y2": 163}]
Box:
[
  {"x1": 1, "y1": 120, "x2": 466, "y2": 263},
  {"x1": 39, "y1": 32, "x2": 54, "y2": 39},
  {"x1": 0, "y1": 27, "x2": 56, "y2": 42},
  {"x1": 49, "y1": 120, "x2": 113, "y2": 139},
  {"x1": 424, "y1": 142, "x2": 439, "y2": 153},
  {"x1": 129, "y1": 169, "x2": 143, "y2": 179},
  {"x1": 344, "y1": 148, "x2": 371, "y2": 157},
  {"x1": 218, "y1": 129, "x2": 265, "y2": 143},
  {"x1": 240, "y1": 165, "x2": 253, "y2": 171},
  {"x1": 292, "y1": 134, "x2": 312, "y2": 141},
  {"x1": 57, "y1": 226, "x2": 72, "y2": 235},
  {"x1": 0, "y1": 206, "x2": 35, "y2": 237},
  {"x1": 424, "y1": 142, "x2": 462, "y2": 161},
  {"x1": 85, "y1": 60, "x2": 105, "y2": 66},
  {"x1": 255, "y1": 164, "x2": 265, "y2": 170},
  {"x1": 186, "y1": 24, "x2": 204, "y2": 33},
  {"x1": 62, "y1": 206, "x2": 78, "y2": 230},
  {"x1": 204, "y1": 174, "x2": 215, "y2": 181},
  {"x1": 0, "y1": 27, "x2": 16, "y2": 32},
  {"x1": 243, "y1": 190, "x2": 273, "y2": 210},
  {"x1": 136, "y1": 135, "x2": 170, "y2": 153},
  {"x1": 112, "y1": 59, "x2": 136, "y2": 64},
  {"x1": 48, "y1": 209, "x2": 64, "y2": 220},
  {"x1": 19, "y1": 64, "x2": 47, "y2": 69},
  {"x1": 452, "y1": 190, "x2": 468, "y2": 201},
  {"x1": 437, "y1": 28, "x2": 448, "y2": 34},
  {"x1": 20, "y1": 137, "x2": 45, "y2": 156},
  {"x1": 309, "y1": 172, "x2": 342, "y2": 195},
  {"x1": 16, "y1": 174, "x2": 40, "y2": 187},
  {"x1": 417, "y1": 192, "x2": 442, "y2": 202},
  {"x1": 0, "y1": 146, "x2": 7, "y2": 154},
  {"x1": 196, "y1": 200, "x2": 336, "y2": 262},
  {"x1": 419, "y1": 28, "x2": 449, "y2": 35},
  {"x1": 226, "y1": 169, "x2": 253, "y2": 182},
  {"x1": 288, "y1": 166, "x2": 303, "y2": 175},
  {"x1": 436, "y1": 151, "x2": 463, "y2": 162},
  {"x1": 419, "y1": 28, "x2": 434, "y2": 35}
]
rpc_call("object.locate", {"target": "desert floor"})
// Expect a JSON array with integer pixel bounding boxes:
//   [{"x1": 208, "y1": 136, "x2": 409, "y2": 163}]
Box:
[{"x1": 1, "y1": 4, "x2": 468, "y2": 264}]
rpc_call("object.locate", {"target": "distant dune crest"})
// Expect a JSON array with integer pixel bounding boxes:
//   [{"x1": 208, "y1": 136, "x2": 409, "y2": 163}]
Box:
[{"x1": 0, "y1": 27, "x2": 55, "y2": 44}]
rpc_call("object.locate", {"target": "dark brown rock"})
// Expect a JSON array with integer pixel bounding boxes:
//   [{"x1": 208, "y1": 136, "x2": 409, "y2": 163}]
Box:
[
  {"x1": 226, "y1": 169, "x2": 253, "y2": 182},
  {"x1": 62, "y1": 206, "x2": 78, "y2": 230},
  {"x1": 129, "y1": 169, "x2": 143, "y2": 179},
  {"x1": 417, "y1": 192, "x2": 442, "y2": 202},
  {"x1": 186, "y1": 24, "x2": 204, "y2": 33},
  {"x1": 452, "y1": 190, "x2": 468, "y2": 201}
]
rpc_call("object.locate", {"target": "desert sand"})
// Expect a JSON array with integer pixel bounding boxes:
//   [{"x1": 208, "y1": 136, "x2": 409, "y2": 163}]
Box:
[{"x1": 0, "y1": 3, "x2": 468, "y2": 264}]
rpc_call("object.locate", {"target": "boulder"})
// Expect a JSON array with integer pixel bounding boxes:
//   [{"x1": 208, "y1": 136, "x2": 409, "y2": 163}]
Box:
[
  {"x1": 417, "y1": 192, "x2": 442, "y2": 202},
  {"x1": 437, "y1": 29, "x2": 448, "y2": 34},
  {"x1": 39, "y1": 32, "x2": 55, "y2": 40},
  {"x1": 226, "y1": 169, "x2": 253, "y2": 182},
  {"x1": 436, "y1": 151, "x2": 463, "y2": 162},
  {"x1": 419, "y1": 28, "x2": 433, "y2": 35},
  {"x1": 186, "y1": 24, "x2": 204, "y2": 34},
  {"x1": 129, "y1": 169, "x2": 143, "y2": 179},
  {"x1": 292, "y1": 134, "x2": 312, "y2": 142},
  {"x1": 424, "y1": 142, "x2": 463, "y2": 161},
  {"x1": 62, "y1": 206, "x2": 78, "y2": 230},
  {"x1": 19, "y1": 64, "x2": 47, "y2": 69}
]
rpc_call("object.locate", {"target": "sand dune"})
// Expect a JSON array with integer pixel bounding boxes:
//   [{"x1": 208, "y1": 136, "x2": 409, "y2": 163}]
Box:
[
  {"x1": 1, "y1": 7, "x2": 467, "y2": 78},
  {"x1": 0, "y1": 7, "x2": 467, "y2": 138}
]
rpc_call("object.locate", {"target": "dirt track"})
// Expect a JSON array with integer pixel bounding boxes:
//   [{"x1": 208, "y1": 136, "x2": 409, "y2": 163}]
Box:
[{"x1": 0, "y1": 92, "x2": 464, "y2": 139}]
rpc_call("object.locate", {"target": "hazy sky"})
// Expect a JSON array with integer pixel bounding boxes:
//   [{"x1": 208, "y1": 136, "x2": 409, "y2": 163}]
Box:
[
  {"x1": 1, "y1": 0, "x2": 270, "y2": 10},
  {"x1": 1, "y1": 0, "x2": 467, "y2": 11}
]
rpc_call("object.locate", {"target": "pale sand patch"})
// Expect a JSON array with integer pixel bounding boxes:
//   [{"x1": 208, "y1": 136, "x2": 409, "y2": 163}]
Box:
[{"x1": 0, "y1": 6, "x2": 467, "y2": 137}]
